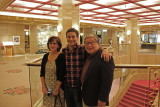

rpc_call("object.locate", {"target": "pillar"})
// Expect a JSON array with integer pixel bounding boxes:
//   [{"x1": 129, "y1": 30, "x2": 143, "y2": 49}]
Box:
[
  {"x1": 58, "y1": 0, "x2": 80, "y2": 47},
  {"x1": 106, "y1": 28, "x2": 117, "y2": 46},
  {"x1": 119, "y1": 31, "x2": 123, "y2": 44},
  {"x1": 102, "y1": 30, "x2": 108, "y2": 44},
  {"x1": 106, "y1": 28, "x2": 113, "y2": 45},
  {"x1": 83, "y1": 28, "x2": 93, "y2": 37},
  {"x1": 112, "y1": 29, "x2": 118, "y2": 49},
  {"x1": 30, "y1": 25, "x2": 38, "y2": 53},
  {"x1": 156, "y1": 31, "x2": 160, "y2": 54},
  {"x1": 125, "y1": 18, "x2": 139, "y2": 64}
]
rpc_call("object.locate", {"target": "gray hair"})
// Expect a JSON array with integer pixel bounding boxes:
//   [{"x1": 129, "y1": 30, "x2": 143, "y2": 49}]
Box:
[{"x1": 84, "y1": 34, "x2": 99, "y2": 43}]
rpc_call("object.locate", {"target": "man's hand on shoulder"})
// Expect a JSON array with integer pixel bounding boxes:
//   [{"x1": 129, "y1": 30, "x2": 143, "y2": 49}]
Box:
[{"x1": 101, "y1": 49, "x2": 111, "y2": 62}]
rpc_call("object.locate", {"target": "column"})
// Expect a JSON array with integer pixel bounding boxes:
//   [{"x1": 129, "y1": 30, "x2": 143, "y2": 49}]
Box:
[
  {"x1": 102, "y1": 30, "x2": 108, "y2": 44},
  {"x1": 119, "y1": 31, "x2": 123, "y2": 44},
  {"x1": 125, "y1": 18, "x2": 139, "y2": 64},
  {"x1": 105, "y1": 28, "x2": 117, "y2": 56},
  {"x1": 106, "y1": 28, "x2": 112, "y2": 45},
  {"x1": 112, "y1": 29, "x2": 118, "y2": 56},
  {"x1": 58, "y1": 0, "x2": 80, "y2": 47},
  {"x1": 83, "y1": 28, "x2": 93, "y2": 38},
  {"x1": 156, "y1": 31, "x2": 160, "y2": 53},
  {"x1": 125, "y1": 20, "x2": 131, "y2": 44},
  {"x1": 30, "y1": 25, "x2": 38, "y2": 53}
]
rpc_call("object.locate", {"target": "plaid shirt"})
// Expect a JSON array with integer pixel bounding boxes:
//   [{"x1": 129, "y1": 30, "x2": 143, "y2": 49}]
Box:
[{"x1": 62, "y1": 44, "x2": 86, "y2": 87}]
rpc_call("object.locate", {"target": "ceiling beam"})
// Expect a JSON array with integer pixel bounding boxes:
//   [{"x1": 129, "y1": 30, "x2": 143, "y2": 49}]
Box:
[{"x1": 0, "y1": 0, "x2": 14, "y2": 10}]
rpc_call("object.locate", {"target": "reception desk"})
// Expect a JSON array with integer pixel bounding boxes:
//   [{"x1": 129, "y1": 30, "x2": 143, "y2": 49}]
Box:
[
  {"x1": 141, "y1": 43, "x2": 156, "y2": 49},
  {"x1": 5, "y1": 45, "x2": 13, "y2": 56},
  {"x1": 2, "y1": 42, "x2": 14, "y2": 56}
]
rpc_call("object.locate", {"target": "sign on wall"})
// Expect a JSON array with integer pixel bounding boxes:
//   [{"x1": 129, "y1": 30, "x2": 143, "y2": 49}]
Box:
[{"x1": 13, "y1": 36, "x2": 20, "y2": 45}]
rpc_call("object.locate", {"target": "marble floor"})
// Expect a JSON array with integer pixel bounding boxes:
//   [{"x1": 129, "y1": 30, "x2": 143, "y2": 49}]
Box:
[{"x1": 0, "y1": 53, "x2": 120, "y2": 107}]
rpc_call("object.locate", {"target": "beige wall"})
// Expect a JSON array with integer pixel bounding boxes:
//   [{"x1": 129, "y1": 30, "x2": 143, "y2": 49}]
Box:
[{"x1": 0, "y1": 23, "x2": 25, "y2": 55}]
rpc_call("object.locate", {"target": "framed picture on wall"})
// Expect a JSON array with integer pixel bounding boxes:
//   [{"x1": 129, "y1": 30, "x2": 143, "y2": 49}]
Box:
[{"x1": 13, "y1": 36, "x2": 20, "y2": 45}]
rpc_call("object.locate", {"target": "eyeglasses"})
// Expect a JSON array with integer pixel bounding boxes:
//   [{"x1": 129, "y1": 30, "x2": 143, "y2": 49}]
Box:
[
  {"x1": 49, "y1": 42, "x2": 57, "y2": 45},
  {"x1": 84, "y1": 41, "x2": 96, "y2": 46}
]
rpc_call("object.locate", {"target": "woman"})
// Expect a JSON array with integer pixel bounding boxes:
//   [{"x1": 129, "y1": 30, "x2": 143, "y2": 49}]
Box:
[{"x1": 40, "y1": 36, "x2": 66, "y2": 107}]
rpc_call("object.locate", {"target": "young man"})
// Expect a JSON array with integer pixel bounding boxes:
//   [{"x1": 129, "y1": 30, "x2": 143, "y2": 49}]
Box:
[
  {"x1": 62, "y1": 28, "x2": 110, "y2": 107},
  {"x1": 81, "y1": 34, "x2": 115, "y2": 107}
]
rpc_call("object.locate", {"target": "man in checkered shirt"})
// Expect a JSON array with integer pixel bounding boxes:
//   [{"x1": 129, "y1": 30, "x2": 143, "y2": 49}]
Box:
[{"x1": 62, "y1": 28, "x2": 110, "y2": 107}]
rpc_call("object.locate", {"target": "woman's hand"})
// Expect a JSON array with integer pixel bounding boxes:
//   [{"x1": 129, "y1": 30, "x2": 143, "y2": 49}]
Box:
[
  {"x1": 53, "y1": 89, "x2": 59, "y2": 96},
  {"x1": 42, "y1": 86, "x2": 47, "y2": 95}
]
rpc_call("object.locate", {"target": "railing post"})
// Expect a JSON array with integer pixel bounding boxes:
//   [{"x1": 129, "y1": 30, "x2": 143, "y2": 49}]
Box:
[
  {"x1": 147, "y1": 67, "x2": 160, "y2": 107},
  {"x1": 148, "y1": 67, "x2": 151, "y2": 107}
]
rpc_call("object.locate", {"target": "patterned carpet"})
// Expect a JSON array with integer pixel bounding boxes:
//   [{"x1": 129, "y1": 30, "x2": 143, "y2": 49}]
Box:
[
  {"x1": 0, "y1": 54, "x2": 43, "y2": 107},
  {"x1": 3, "y1": 86, "x2": 30, "y2": 96}
]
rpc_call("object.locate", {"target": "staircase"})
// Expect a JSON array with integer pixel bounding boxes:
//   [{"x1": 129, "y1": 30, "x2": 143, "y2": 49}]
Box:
[{"x1": 117, "y1": 80, "x2": 159, "y2": 107}]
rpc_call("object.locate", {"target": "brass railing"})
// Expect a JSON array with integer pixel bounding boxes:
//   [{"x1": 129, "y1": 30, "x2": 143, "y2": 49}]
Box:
[
  {"x1": 110, "y1": 64, "x2": 160, "y2": 107},
  {"x1": 26, "y1": 60, "x2": 160, "y2": 107}
]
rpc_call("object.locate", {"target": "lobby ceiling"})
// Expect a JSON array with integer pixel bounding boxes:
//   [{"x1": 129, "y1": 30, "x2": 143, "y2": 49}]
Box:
[{"x1": 0, "y1": 0, "x2": 160, "y2": 26}]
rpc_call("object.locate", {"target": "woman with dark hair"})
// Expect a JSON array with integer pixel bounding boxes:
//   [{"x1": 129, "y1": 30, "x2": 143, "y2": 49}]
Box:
[{"x1": 40, "y1": 36, "x2": 66, "y2": 107}]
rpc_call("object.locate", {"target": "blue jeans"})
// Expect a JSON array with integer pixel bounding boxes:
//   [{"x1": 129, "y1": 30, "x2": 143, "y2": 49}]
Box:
[{"x1": 64, "y1": 86, "x2": 82, "y2": 107}]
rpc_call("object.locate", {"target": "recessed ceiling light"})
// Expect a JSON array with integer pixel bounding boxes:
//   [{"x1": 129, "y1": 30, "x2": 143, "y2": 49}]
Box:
[
  {"x1": 94, "y1": 8, "x2": 113, "y2": 12},
  {"x1": 80, "y1": 12, "x2": 96, "y2": 15},
  {"x1": 80, "y1": 3, "x2": 99, "y2": 9},
  {"x1": 13, "y1": 0, "x2": 41, "y2": 8}
]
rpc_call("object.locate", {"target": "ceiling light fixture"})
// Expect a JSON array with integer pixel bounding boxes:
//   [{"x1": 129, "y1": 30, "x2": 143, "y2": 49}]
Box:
[{"x1": 0, "y1": 11, "x2": 58, "y2": 20}]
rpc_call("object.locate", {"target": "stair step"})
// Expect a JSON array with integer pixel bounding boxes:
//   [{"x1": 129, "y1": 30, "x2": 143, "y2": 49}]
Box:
[
  {"x1": 130, "y1": 85, "x2": 158, "y2": 93},
  {"x1": 128, "y1": 88, "x2": 148, "y2": 97},
  {"x1": 123, "y1": 95, "x2": 153, "y2": 106},
  {"x1": 132, "y1": 80, "x2": 159, "y2": 90},
  {"x1": 132, "y1": 83, "x2": 158, "y2": 92},
  {"x1": 123, "y1": 97, "x2": 153, "y2": 107},
  {"x1": 132, "y1": 82, "x2": 149, "y2": 89},
  {"x1": 118, "y1": 102, "x2": 127, "y2": 107},
  {"x1": 118, "y1": 101, "x2": 136, "y2": 107},
  {"x1": 126, "y1": 91, "x2": 154, "y2": 101},
  {"x1": 124, "y1": 94, "x2": 148, "y2": 103},
  {"x1": 128, "y1": 88, "x2": 157, "y2": 98},
  {"x1": 132, "y1": 83, "x2": 149, "y2": 89},
  {"x1": 121, "y1": 98, "x2": 142, "y2": 107},
  {"x1": 130, "y1": 85, "x2": 153, "y2": 94}
]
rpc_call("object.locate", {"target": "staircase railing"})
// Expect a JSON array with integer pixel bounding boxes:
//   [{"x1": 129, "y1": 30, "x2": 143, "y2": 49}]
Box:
[
  {"x1": 148, "y1": 67, "x2": 160, "y2": 107},
  {"x1": 26, "y1": 60, "x2": 160, "y2": 107},
  {"x1": 110, "y1": 64, "x2": 160, "y2": 107}
]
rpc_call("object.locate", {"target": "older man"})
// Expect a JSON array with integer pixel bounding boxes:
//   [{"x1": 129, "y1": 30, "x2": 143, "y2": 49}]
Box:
[{"x1": 81, "y1": 34, "x2": 115, "y2": 107}]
